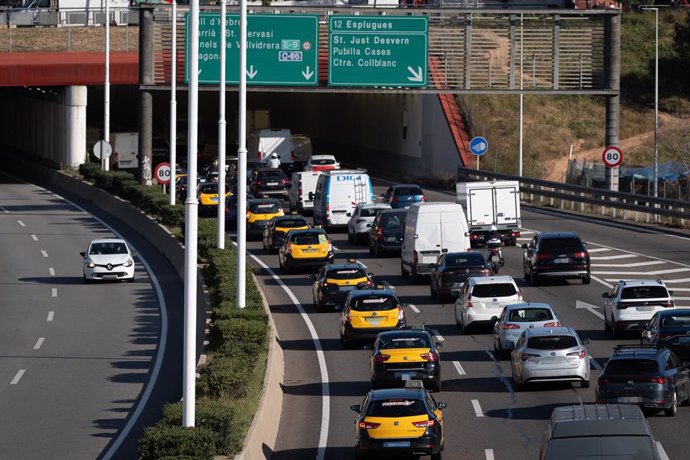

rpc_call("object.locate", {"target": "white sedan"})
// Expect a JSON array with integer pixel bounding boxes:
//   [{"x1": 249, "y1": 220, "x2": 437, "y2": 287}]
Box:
[
  {"x1": 347, "y1": 203, "x2": 391, "y2": 243},
  {"x1": 81, "y1": 238, "x2": 136, "y2": 283}
]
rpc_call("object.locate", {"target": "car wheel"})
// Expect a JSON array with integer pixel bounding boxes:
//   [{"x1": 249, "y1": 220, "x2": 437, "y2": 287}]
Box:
[
  {"x1": 374, "y1": 244, "x2": 381, "y2": 258},
  {"x1": 531, "y1": 270, "x2": 540, "y2": 286},
  {"x1": 400, "y1": 262, "x2": 409, "y2": 278},
  {"x1": 604, "y1": 316, "x2": 612, "y2": 334},
  {"x1": 431, "y1": 452, "x2": 443, "y2": 460},
  {"x1": 127, "y1": 275, "x2": 135, "y2": 283},
  {"x1": 665, "y1": 390, "x2": 678, "y2": 417},
  {"x1": 348, "y1": 230, "x2": 354, "y2": 243},
  {"x1": 369, "y1": 243, "x2": 374, "y2": 255},
  {"x1": 583, "y1": 273, "x2": 591, "y2": 284},
  {"x1": 612, "y1": 322, "x2": 622, "y2": 340},
  {"x1": 432, "y1": 379, "x2": 442, "y2": 393},
  {"x1": 430, "y1": 281, "x2": 437, "y2": 300},
  {"x1": 411, "y1": 266, "x2": 422, "y2": 285},
  {"x1": 580, "y1": 379, "x2": 590, "y2": 389},
  {"x1": 523, "y1": 268, "x2": 531, "y2": 281},
  {"x1": 355, "y1": 451, "x2": 368, "y2": 460},
  {"x1": 83, "y1": 275, "x2": 92, "y2": 284},
  {"x1": 340, "y1": 335, "x2": 351, "y2": 349}
]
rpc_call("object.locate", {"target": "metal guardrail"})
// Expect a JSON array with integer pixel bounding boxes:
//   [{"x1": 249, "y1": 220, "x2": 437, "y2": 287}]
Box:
[{"x1": 458, "y1": 167, "x2": 689, "y2": 227}]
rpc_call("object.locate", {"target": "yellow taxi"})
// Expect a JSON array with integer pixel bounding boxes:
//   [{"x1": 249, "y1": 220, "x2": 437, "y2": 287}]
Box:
[
  {"x1": 311, "y1": 259, "x2": 374, "y2": 312},
  {"x1": 197, "y1": 182, "x2": 231, "y2": 216},
  {"x1": 278, "y1": 228, "x2": 334, "y2": 274},
  {"x1": 262, "y1": 214, "x2": 309, "y2": 254},
  {"x1": 246, "y1": 198, "x2": 284, "y2": 238},
  {"x1": 350, "y1": 380, "x2": 446, "y2": 460},
  {"x1": 339, "y1": 287, "x2": 406, "y2": 348},
  {"x1": 370, "y1": 327, "x2": 443, "y2": 392}
]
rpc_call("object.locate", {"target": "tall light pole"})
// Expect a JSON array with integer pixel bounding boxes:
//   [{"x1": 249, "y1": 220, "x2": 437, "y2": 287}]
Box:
[
  {"x1": 103, "y1": 0, "x2": 110, "y2": 172},
  {"x1": 169, "y1": 1, "x2": 177, "y2": 206},
  {"x1": 237, "y1": 0, "x2": 248, "y2": 308},
  {"x1": 518, "y1": 13, "x2": 524, "y2": 177},
  {"x1": 641, "y1": 6, "x2": 659, "y2": 198},
  {"x1": 217, "y1": 0, "x2": 227, "y2": 249}
]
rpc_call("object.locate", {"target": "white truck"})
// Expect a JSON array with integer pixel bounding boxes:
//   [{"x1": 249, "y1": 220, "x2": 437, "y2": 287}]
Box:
[
  {"x1": 247, "y1": 128, "x2": 294, "y2": 166},
  {"x1": 113, "y1": 132, "x2": 138, "y2": 171},
  {"x1": 456, "y1": 181, "x2": 521, "y2": 247}
]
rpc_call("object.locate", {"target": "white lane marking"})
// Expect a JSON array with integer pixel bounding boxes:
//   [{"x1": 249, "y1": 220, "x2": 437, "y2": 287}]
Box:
[
  {"x1": 657, "y1": 441, "x2": 670, "y2": 460},
  {"x1": 381, "y1": 280, "x2": 396, "y2": 290},
  {"x1": 485, "y1": 449, "x2": 495, "y2": 460},
  {"x1": 30, "y1": 234, "x2": 39, "y2": 241},
  {"x1": 666, "y1": 234, "x2": 690, "y2": 241},
  {"x1": 520, "y1": 230, "x2": 534, "y2": 235},
  {"x1": 408, "y1": 303, "x2": 420, "y2": 314},
  {"x1": 674, "y1": 296, "x2": 690, "y2": 300},
  {"x1": 51, "y1": 288, "x2": 57, "y2": 297},
  {"x1": 10, "y1": 370, "x2": 25, "y2": 385},
  {"x1": 471, "y1": 399, "x2": 484, "y2": 417},
  {"x1": 17, "y1": 220, "x2": 26, "y2": 227},
  {"x1": 587, "y1": 247, "x2": 612, "y2": 253},
  {"x1": 590, "y1": 254, "x2": 637, "y2": 260},
  {"x1": 242, "y1": 248, "x2": 330, "y2": 460},
  {"x1": 575, "y1": 300, "x2": 605, "y2": 320},
  {"x1": 453, "y1": 361, "x2": 466, "y2": 376},
  {"x1": 47, "y1": 311, "x2": 54, "y2": 322},
  {"x1": 591, "y1": 275, "x2": 613, "y2": 289},
  {"x1": 41, "y1": 192, "x2": 169, "y2": 460},
  {"x1": 590, "y1": 358, "x2": 603, "y2": 370},
  {"x1": 41, "y1": 250, "x2": 48, "y2": 258},
  {"x1": 431, "y1": 329, "x2": 444, "y2": 342},
  {"x1": 516, "y1": 237, "x2": 531, "y2": 241},
  {"x1": 591, "y1": 260, "x2": 664, "y2": 268},
  {"x1": 48, "y1": 267, "x2": 55, "y2": 276},
  {"x1": 658, "y1": 278, "x2": 690, "y2": 284},
  {"x1": 33, "y1": 337, "x2": 45, "y2": 350},
  {"x1": 594, "y1": 267, "x2": 690, "y2": 276}
]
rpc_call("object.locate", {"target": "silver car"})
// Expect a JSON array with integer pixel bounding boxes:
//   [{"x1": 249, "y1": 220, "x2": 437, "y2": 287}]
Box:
[
  {"x1": 347, "y1": 203, "x2": 391, "y2": 243},
  {"x1": 511, "y1": 326, "x2": 591, "y2": 391},
  {"x1": 492, "y1": 303, "x2": 560, "y2": 358}
]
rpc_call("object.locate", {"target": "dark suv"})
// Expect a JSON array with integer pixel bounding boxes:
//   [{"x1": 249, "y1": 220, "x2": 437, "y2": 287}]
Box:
[
  {"x1": 368, "y1": 209, "x2": 407, "y2": 257},
  {"x1": 642, "y1": 309, "x2": 690, "y2": 362},
  {"x1": 522, "y1": 232, "x2": 590, "y2": 285},
  {"x1": 595, "y1": 345, "x2": 690, "y2": 416},
  {"x1": 250, "y1": 168, "x2": 290, "y2": 199}
]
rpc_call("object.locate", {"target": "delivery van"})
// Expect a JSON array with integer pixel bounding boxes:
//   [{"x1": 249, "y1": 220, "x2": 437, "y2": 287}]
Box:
[
  {"x1": 313, "y1": 170, "x2": 374, "y2": 229},
  {"x1": 289, "y1": 170, "x2": 322, "y2": 213},
  {"x1": 247, "y1": 128, "x2": 294, "y2": 165},
  {"x1": 114, "y1": 132, "x2": 138, "y2": 170},
  {"x1": 400, "y1": 202, "x2": 472, "y2": 283}
]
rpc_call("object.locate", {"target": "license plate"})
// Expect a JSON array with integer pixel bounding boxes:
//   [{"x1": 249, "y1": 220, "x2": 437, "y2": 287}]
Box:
[
  {"x1": 386, "y1": 236, "x2": 398, "y2": 242},
  {"x1": 636, "y1": 306, "x2": 653, "y2": 312},
  {"x1": 554, "y1": 258, "x2": 569, "y2": 263},
  {"x1": 384, "y1": 441, "x2": 410, "y2": 448},
  {"x1": 367, "y1": 319, "x2": 380, "y2": 326},
  {"x1": 339, "y1": 286, "x2": 356, "y2": 291},
  {"x1": 540, "y1": 357, "x2": 556, "y2": 363},
  {"x1": 678, "y1": 336, "x2": 690, "y2": 343},
  {"x1": 304, "y1": 248, "x2": 317, "y2": 253},
  {"x1": 267, "y1": 182, "x2": 278, "y2": 186},
  {"x1": 618, "y1": 396, "x2": 642, "y2": 403}
]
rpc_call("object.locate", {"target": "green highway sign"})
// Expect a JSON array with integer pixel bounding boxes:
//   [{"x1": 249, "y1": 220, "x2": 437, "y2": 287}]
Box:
[
  {"x1": 185, "y1": 13, "x2": 319, "y2": 86},
  {"x1": 328, "y1": 16, "x2": 428, "y2": 87}
]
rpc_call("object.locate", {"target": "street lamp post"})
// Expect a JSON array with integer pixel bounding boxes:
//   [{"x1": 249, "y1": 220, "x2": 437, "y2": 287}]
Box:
[{"x1": 641, "y1": 6, "x2": 659, "y2": 199}]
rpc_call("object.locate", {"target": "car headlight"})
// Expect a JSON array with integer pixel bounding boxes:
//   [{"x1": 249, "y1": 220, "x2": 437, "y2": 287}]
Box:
[
  {"x1": 123, "y1": 258, "x2": 134, "y2": 267},
  {"x1": 86, "y1": 261, "x2": 95, "y2": 268}
]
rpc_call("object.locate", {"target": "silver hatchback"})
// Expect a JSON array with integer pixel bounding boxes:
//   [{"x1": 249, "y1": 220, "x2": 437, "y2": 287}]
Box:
[
  {"x1": 493, "y1": 303, "x2": 561, "y2": 358},
  {"x1": 511, "y1": 327, "x2": 591, "y2": 391}
]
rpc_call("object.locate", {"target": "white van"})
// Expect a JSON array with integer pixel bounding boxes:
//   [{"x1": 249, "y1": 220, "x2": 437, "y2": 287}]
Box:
[
  {"x1": 247, "y1": 128, "x2": 294, "y2": 165},
  {"x1": 113, "y1": 132, "x2": 138, "y2": 170},
  {"x1": 289, "y1": 170, "x2": 322, "y2": 213},
  {"x1": 313, "y1": 170, "x2": 374, "y2": 228},
  {"x1": 401, "y1": 202, "x2": 471, "y2": 283}
]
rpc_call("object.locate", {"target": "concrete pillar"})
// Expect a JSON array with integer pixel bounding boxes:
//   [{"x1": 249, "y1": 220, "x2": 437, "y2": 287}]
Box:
[
  {"x1": 604, "y1": 12, "x2": 621, "y2": 191},
  {"x1": 65, "y1": 86, "x2": 88, "y2": 168},
  {"x1": 138, "y1": 6, "x2": 154, "y2": 185}
]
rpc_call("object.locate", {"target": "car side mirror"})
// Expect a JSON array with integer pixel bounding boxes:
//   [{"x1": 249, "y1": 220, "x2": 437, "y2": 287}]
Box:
[
  {"x1": 581, "y1": 338, "x2": 591, "y2": 345},
  {"x1": 520, "y1": 244, "x2": 528, "y2": 249},
  {"x1": 642, "y1": 330, "x2": 652, "y2": 340},
  {"x1": 437, "y1": 402, "x2": 447, "y2": 410},
  {"x1": 669, "y1": 290, "x2": 674, "y2": 296},
  {"x1": 491, "y1": 316, "x2": 499, "y2": 322},
  {"x1": 368, "y1": 272, "x2": 375, "y2": 277},
  {"x1": 601, "y1": 293, "x2": 610, "y2": 298},
  {"x1": 350, "y1": 405, "x2": 361, "y2": 413},
  {"x1": 130, "y1": 250, "x2": 136, "y2": 257}
]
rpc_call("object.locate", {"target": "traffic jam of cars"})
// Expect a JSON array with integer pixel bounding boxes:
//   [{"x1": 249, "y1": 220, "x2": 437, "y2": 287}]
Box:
[{"x1": 162, "y1": 133, "x2": 688, "y2": 459}]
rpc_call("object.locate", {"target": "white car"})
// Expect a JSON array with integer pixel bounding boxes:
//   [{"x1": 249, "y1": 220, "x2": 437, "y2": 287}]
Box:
[
  {"x1": 305, "y1": 154, "x2": 340, "y2": 172},
  {"x1": 602, "y1": 279, "x2": 675, "y2": 339},
  {"x1": 81, "y1": 238, "x2": 136, "y2": 283},
  {"x1": 347, "y1": 203, "x2": 391, "y2": 243},
  {"x1": 455, "y1": 275, "x2": 523, "y2": 332}
]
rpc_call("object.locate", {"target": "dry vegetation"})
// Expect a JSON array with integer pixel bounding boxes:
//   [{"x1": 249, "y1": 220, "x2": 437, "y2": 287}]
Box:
[{"x1": 0, "y1": 24, "x2": 138, "y2": 52}]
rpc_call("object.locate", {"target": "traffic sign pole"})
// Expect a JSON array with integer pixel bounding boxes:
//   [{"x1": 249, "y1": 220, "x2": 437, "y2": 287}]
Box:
[{"x1": 217, "y1": 0, "x2": 227, "y2": 250}]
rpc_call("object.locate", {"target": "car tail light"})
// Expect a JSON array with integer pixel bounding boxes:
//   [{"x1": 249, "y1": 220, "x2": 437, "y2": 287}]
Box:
[
  {"x1": 536, "y1": 254, "x2": 551, "y2": 261},
  {"x1": 358, "y1": 421, "x2": 381, "y2": 430},
  {"x1": 543, "y1": 322, "x2": 560, "y2": 327},
  {"x1": 470, "y1": 234, "x2": 478, "y2": 240},
  {"x1": 647, "y1": 377, "x2": 666, "y2": 385},
  {"x1": 574, "y1": 251, "x2": 587, "y2": 258},
  {"x1": 376, "y1": 227, "x2": 383, "y2": 241},
  {"x1": 420, "y1": 351, "x2": 439, "y2": 362},
  {"x1": 397, "y1": 305, "x2": 405, "y2": 321},
  {"x1": 413, "y1": 252, "x2": 418, "y2": 264},
  {"x1": 499, "y1": 323, "x2": 520, "y2": 330},
  {"x1": 254, "y1": 180, "x2": 264, "y2": 185},
  {"x1": 326, "y1": 204, "x2": 330, "y2": 212},
  {"x1": 517, "y1": 289, "x2": 524, "y2": 301},
  {"x1": 597, "y1": 378, "x2": 610, "y2": 385},
  {"x1": 511, "y1": 231, "x2": 520, "y2": 237},
  {"x1": 298, "y1": 183, "x2": 302, "y2": 196},
  {"x1": 663, "y1": 300, "x2": 675, "y2": 308},
  {"x1": 286, "y1": 243, "x2": 292, "y2": 254},
  {"x1": 567, "y1": 350, "x2": 587, "y2": 359},
  {"x1": 411, "y1": 419, "x2": 435, "y2": 428},
  {"x1": 391, "y1": 196, "x2": 397, "y2": 204},
  {"x1": 345, "y1": 311, "x2": 351, "y2": 323},
  {"x1": 421, "y1": 196, "x2": 426, "y2": 202},
  {"x1": 373, "y1": 353, "x2": 391, "y2": 363},
  {"x1": 282, "y1": 179, "x2": 290, "y2": 185},
  {"x1": 466, "y1": 299, "x2": 473, "y2": 309},
  {"x1": 257, "y1": 151, "x2": 262, "y2": 160}
]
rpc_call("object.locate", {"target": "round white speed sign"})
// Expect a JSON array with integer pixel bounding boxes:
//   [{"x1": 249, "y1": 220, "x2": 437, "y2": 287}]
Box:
[
  {"x1": 602, "y1": 146, "x2": 622, "y2": 168},
  {"x1": 154, "y1": 162, "x2": 171, "y2": 185}
]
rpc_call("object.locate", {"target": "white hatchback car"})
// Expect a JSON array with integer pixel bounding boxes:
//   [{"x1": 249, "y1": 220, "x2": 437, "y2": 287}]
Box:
[
  {"x1": 347, "y1": 203, "x2": 392, "y2": 243},
  {"x1": 455, "y1": 275, "x2": 523, "y2": 332},
  {"x1": 305, "y1": 154, "x2": 340, "y2": 172},
  {"x1": 602, "y1": 279, "x2": 675, "y2": 339},
  {"x1": 81, "y1": 238, "x2": 136, "y2": 283}
]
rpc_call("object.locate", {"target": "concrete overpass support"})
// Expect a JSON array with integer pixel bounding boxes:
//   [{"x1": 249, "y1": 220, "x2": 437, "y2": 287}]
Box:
[{"x1": 65, "y1": 86, "x2": 88, "y2": 168}]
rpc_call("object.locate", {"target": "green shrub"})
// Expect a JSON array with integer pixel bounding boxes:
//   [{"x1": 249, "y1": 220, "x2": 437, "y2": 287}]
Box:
[
  {"x1": 204, "y1": 356, "x2": 252, "y2": 399},
  {"x1": 210, "y1": 319, "x2": 268, "y2": 356},
  {"x1": 160, "y1": 204, "x2": 186, "y2": 227},
  {"x1": 214, "y1": 301, "x2": 268, "y2": 322},
  {"x1": 138, "y1": 424, "x2": 216, "y2": 460},
  {"x1": 79, "y1": 162, "x2": 101, "y2": 180}
]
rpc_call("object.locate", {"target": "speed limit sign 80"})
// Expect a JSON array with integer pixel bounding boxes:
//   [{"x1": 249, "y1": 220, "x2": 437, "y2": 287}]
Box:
[
  {"x1": 154, "y1": 162, "x2": 172, "y2": 185},
  {"x1": 602, "y1": 146, "x2": 622, "y2": 168}
]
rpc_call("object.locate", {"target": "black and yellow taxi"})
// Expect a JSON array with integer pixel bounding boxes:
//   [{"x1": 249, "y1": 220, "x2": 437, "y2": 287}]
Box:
[
  {"x1": 311, "y1": 259, "x2": 374, "y2": 312},
  {"x1": 278, "y1": 228, "x2": 334, "y2": 274},
  {"x1": 262, "y1": 214, "x2": 309, "y2": 254},
  {"x1": 350, "y1": 380, "x2": 446, "y2": 460},
  {"x1": 339, "y1": 287, "x2": 406, "y2": 348},
  {"x1": 246, "y1": 198, "x2": 284, "y2": 238},
  {"x1": 197, "y1": 182, "x2": 231, "y2": 216},
  {"x1": 370, "y1": 327, "x2": 443, "y2": 392}
]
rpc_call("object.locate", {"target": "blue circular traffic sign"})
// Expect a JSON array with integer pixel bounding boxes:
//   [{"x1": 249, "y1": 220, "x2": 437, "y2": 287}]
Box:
[{"x1": 469, "y1": 136, "x2": 489, "y2": 156}]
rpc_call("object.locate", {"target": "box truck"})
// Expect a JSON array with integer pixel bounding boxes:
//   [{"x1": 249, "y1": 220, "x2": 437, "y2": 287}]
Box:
[{"x1": 456, "y1": 181, "x2": 521, "y2": 247}]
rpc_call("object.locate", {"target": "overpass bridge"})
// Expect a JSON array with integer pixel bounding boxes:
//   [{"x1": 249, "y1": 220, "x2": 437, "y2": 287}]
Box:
[{"x1": 0, "y1": 5, "x2": 621, "y2": 183}]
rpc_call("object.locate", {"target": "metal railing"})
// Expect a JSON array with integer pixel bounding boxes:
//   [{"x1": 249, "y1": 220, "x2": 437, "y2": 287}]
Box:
[{"x1": 458, "y1": 167, "x2": 689, "y2": 228}]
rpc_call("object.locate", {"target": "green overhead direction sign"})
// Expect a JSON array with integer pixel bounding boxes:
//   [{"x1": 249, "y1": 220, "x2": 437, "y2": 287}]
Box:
[
  {"x1": 186, "y1": 13, "x2": 319, "y2": 86},
  {"x1": 328, "y1": 16, "x2": 428, "y2": 87}
]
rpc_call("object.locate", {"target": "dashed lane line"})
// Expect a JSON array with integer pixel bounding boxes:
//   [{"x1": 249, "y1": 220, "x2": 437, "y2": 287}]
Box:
[
  {"x1": 453, "y1": 361, "x2": 466, "y2": 376},
  {"x1": 587, "y1": 247, "x2": 611, "y2": 253},
  {"x1": 17, "y1": 220, "x2": 25, "y2": 227},
  {"x1": 46, "y1": 311, "x2": 54, "y2": 322},
  {"x1": 30, "y1": 234, "x2": 38, "y2": 241},
  {"x1": 485, "y1": 449, "x2": 495, "y2": 460},
  {"x1": 48, "y1": 267, "x2": 55, "y2": 276},
  {"x1": 41, "y1": 250, "x2": 48, "y2": 258},
  {"x1": 658, "y1": 442, "x2": 670, "y2": 460},
  {"x1": 10, "y1": 370, "x2": 25, "y2": 385},
  {"x1": 33, "y1": 337, "x2": 45, "y2": 350},
  {"x1": 408, "y1": 304, "x2": 421, "y2": 314},
  {"x1": 431, "y1": 329, "x2": 445, "y2": 343},
  {"x1": 51, "y1": 288, "x2": 57, "y2": 297},
  {"x1": 595, "y1": 267, "x2": 690, "y2": 276},
  {"x1": 591, "y1": 260, "x2": 664, "y2": 268},
  {"x1": 471, "y1": 399, "x2": 484, "y2": 417},
  {"x1": 591, "y1": 275, "x2": 613, "y2": 289},
  {"x1": 590, "y1": 254, "x2": 637, "y2": 260}
]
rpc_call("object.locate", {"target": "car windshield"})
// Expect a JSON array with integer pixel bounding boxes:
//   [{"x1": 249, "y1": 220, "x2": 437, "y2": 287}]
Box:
[
  {"x1": 508, "y1": 308, "x2": 554, "y2": 322},
  {"x1": 249, "y1": 201, "x2": 281, "y2": 213},
  {"x1": 394, "y1": 187, "x2": 422, "y2": 196},
  {"x1": 527, "y1": 335, "x2": 578, "y2": 350},
  {"x1": 446, "y1": 253, "x2": 486, "y2": 267},
  {"x1": 360, "y1": 207, "x2": 386, "y2": 218},
  {"x1": 327, "y1": 268, "x2": 367, "y2": 280},
  {"x1": 351, "y1": 296, "x2": 398, "y2": 311},
  {"x1": 291, "y1": 232, "x2": 327, "y2": 245},
  {"x1": 472, "y1": 283, "x2": 517, "y2": 298},
  {"x1": 275, "y1": 218, "x2": 307, "y2": 228},
  {"x1": 89, "y1": 242, "x2": 127, "y2": 255},
  {"x1": 604, "y1": 359, "x2": 659, "y2": 375},
  {"x1": 311, "y1": 158, "x2": 336, "y2": 165},
  {"x1": 380, "y1": 333, "x2": 431, "y2": 350},
  {"x1": 661, "y1": 315, "x2": 690, "y2": 328},
  {"x1": 539, "y1": 237, "x2": 584, "y2": 252},
  {"x1": 381, "y1": 213, "x2": 405, "y2": 229},
  {"x1": 257, "y1": 171, "x2": 287, "y2": 180},
  {"x1": 366, "y1": 399, "x2": 427, "y2": 417},
  {"x1": 621, "y1": 286, "x2": 669, "y2": 299},
  {"x1": 546, "y1": 437, "x2": 655, "y2": 459}
]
